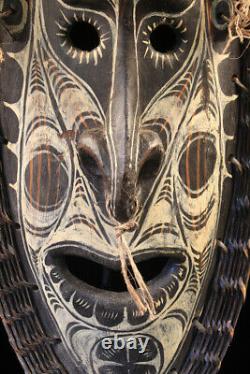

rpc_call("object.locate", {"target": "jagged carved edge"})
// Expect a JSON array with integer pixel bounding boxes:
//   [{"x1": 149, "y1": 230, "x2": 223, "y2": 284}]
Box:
[
  {"x1": 170, "y1": 45, "x2": 250, "y2": 374},
  {"x1": 0, "y1": 3, "x2": 67, "y2": 374},
  {"x1": 0, "y1": 150, "x2": 67, "y2": 373}
]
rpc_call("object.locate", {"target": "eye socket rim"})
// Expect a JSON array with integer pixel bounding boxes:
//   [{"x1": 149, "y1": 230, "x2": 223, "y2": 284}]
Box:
[
  {"x1": 57, "y1": 10, "x2": 109, "y2": 65},
  {"x1": 67, "y1": 20, "x2": 101, "y2": 52},
  {"x1": 141, "y1": 17, "x2": 188, "y2": 68}
]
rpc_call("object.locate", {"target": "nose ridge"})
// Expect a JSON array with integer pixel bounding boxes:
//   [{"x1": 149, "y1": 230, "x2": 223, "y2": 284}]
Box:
[
  {"x1": 107, "y1": 2, "x2": 139, "y2": 221},
  {"x1": 111, "y1": 168, "x2": 138, "y2": 223}
]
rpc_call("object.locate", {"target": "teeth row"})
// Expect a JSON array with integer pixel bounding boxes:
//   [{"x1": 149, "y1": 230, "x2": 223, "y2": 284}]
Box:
[{"x1": 75, "y1": 297, "x2": 91, "y2": 309}]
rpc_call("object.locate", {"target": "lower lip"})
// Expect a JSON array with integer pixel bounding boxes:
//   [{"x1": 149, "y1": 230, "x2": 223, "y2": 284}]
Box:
[{"x1": 45, "y1": 245, "x2": 188, "y2": 327}]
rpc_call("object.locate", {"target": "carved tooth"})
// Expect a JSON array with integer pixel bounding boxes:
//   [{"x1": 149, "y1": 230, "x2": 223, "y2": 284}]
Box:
[
  {"x1": 69, "y1": 291, "x2": 76, "y2": 305},
  {"x1": 221, "y1": 93, "x2": 238, "y2": 105},
  {"x1": 7, "y1": 46, "x2": 29, "y2": 65},
  {"x1": 232, "y1": 75, "x2": 248, "y2": 92},
  {"x1": 218, "y1": 276, "x2": 247, "y2": 302},
  {"x1": 6, "y1": 142, "x2": 17, "y2": 156},
  {"x1": 239, "y1": 278, "x2": 247, "y2": 302},
  {"x1": 93, "y1": 50, "x2": 98, "y2": 66},
  {"x1": 72, "y1": 50, "x2": 77, "y2": 60},
  {"x1": 3, "y1": 102, "x2": 20, "y2": 117},
  {"x1": 225, "y1": 133, "x2": 234, "y2": 141},
  {"x1": 60, "y1": 10, "x2": 71, "y2": 25},
  {"x1": 213, "y1": 50, "x2": 230, "y2": 66},
  {"x1": 224, "y1": 321, "x2": 235, "y2": 338},
  {"x1": 193, "y1": 319, "x2": 207, "y2": 333},
  {"x1": 56, "y1": 21, "x2": 67, "y2": 31},
  {"x1": 242, "y1": 245, "x2": 249, "y2": 259},
  {"x1": 4, "y1": 52, "x2": 12, "y2": 60},
  {"x1": 216, "y1": 240, "x2": 228, "y2": 254},
  {"x1": 223, "y1": 171, "x2": 232, "y2": 179},
  {"x1": 9, "y1": 182, "x2": 17, "y2": 191},
  {"x1": 86, "y1": 52, "x2": 90, "y2": 64}
]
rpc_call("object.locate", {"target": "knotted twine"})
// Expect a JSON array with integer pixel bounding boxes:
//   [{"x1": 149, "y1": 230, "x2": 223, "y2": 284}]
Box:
[
  {"x1": 224, "y1": 0, "x2": 250, "y2": 51},
  {"x1": 115, "y1": 221, "x2": 156, "y2": 318}
]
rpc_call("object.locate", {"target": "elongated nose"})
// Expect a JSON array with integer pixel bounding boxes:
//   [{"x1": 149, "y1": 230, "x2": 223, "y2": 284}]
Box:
[{"x1": 107, "y1": 1, "x2": 139, "y2": 222}]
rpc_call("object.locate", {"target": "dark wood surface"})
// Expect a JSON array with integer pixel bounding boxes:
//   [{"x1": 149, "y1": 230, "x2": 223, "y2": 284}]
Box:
[{"x1": 0, "y1": 285, "x2": 249, "y2": 374}]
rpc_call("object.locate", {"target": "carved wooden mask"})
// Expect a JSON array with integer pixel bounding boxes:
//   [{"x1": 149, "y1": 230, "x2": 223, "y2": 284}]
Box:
[{"x1": 0, "y1": 0, "x2": 249, "y2": 373}]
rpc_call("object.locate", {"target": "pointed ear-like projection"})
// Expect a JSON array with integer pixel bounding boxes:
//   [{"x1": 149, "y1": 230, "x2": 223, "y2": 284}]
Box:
[
  {"x1": 0, "y1": 0, "x2": 28, "y2": 44},
  {"x1": 212, "y1": 0, "x2": 233, "y2": 30},
  {"x1": 0, "y1": 1, "x2": 249, "y2": 373}
]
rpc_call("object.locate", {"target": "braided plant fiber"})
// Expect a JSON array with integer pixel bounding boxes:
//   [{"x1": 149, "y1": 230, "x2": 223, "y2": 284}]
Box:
[{"x1": 225, "y1": 0, "x2": 250, "y2": 50}]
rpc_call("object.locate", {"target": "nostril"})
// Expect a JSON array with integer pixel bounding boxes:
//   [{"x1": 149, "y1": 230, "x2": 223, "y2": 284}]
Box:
[
  {"x1": 114, "y1": 195, "x2": 137, "y2": 223},
  {"x1": 78, "y1": 147, "x2": 103, "y2": 180},
  {"x1": 139, "y1": 148, "x2": 163, "y2": 181},
  {"x1": 110, "y1": 171, "x2": 138, "y2": 223}
]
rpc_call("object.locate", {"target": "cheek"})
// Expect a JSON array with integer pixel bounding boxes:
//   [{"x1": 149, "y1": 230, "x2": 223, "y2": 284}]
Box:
[
  {"x1": 176, "y1": 133, "x2": 221, "y2": 250},
  {"x1": 21, "y1": 126, "x2": 73, "y2": 250}
]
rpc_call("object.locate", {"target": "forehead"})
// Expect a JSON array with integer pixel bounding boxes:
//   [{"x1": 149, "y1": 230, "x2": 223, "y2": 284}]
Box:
[
  {"x1": 56, "y1": 0, "x2": 195, "y2": 12},
  {"x1": 40, "y1": 0, "x2": 201, "y2": 114},
  {"x1": 44, "y1": 0, "x2": 199, "y2": 25}
]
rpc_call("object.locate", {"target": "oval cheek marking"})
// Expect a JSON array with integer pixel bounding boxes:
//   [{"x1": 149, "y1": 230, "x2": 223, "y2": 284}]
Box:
[
  {"x1": 25, "y1": 147, "x2": 69, "y2": 212},
  {"x1": 179, "y1": 134, "x2": 217, "y2": 192}
]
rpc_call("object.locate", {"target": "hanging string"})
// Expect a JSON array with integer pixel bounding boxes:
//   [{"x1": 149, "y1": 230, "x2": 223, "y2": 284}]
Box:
[{"x1": 115, "y1": 221, "x2": 156, "y2": 318}]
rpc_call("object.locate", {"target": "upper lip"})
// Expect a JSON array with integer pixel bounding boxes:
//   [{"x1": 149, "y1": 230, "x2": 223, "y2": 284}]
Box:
[{"x1": 44, "y1": 241, "x2": 186, "y2": 271}]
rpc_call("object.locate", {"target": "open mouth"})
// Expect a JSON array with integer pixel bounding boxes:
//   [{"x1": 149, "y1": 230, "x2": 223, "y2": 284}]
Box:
[
  {"x1": 64, "y1": 254, "x2": 174, "y2": 292},
  {"x1": 45, "y1": 244, "x2": 188, "y2": 327}
]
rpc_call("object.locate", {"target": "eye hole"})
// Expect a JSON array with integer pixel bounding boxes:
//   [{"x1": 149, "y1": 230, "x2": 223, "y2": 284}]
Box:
[
  {"x1": 68, "y1": 21, "x2": 100, "y2": 51},
  {"x1": 139, "y1": 149, "x2": 163, "y2": 181},
  {"x1": 150, "y1": 24, "x2": 180, "y2": 53}
]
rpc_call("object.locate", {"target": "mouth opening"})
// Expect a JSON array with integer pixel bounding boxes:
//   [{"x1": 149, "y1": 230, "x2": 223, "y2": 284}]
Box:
[{"x1": 63, "y1": 254, "x2": 175, "y2": 292}]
